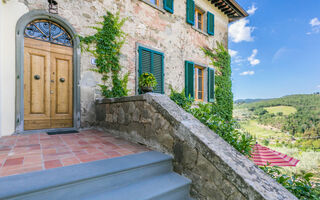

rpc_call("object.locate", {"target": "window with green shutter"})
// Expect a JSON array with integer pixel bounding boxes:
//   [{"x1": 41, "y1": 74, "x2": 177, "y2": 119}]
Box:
[
  {"x1": 207, "y1": 67, "x2": 215, "y2": 102},
  {"x1": 138, "y1": 46, "x2": 164, "y2": 94},
  {"x1": 186, "y1": 0, "x2": 195, "y2": 25},
  {"x1": 163, "y1": 0, "x2": 174, "y2": 13},
  {"x1": 207, "y1": 11, "x2": 214, "y2": 35},
  {"x1": 185, "y1": 61, "x2": 194, "y2": 98}
]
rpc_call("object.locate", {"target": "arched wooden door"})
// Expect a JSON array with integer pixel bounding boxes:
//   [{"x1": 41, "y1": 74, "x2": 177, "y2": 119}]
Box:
[{"x1": 23, "y1": 20, "x2": 73, "y2": 130}]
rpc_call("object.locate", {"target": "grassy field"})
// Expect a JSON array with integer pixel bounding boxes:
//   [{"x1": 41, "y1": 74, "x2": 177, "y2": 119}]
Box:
[
  {"x1": 264, "y1": 106, "x2": 297, "y2": 115},
  {"x1": 239, "y1": 120, "x2": 291, "y2": 143}
]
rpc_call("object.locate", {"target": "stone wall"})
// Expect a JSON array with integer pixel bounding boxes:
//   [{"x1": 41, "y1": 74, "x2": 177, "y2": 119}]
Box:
[
  {"x1": 20, "y1": 0, "x2": 229, "y2": 127},
  {"x1": 95, "y1": 93, "x2": 298, "y2": 200}
]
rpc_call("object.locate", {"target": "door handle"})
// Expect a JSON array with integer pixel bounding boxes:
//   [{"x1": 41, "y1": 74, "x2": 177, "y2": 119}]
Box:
[
  {"x1": 60, "y1": 78, "x2": 65, "y2": 83},
  {"x1": 34, "y1": 75, "x2": 40, "y2": 80}
]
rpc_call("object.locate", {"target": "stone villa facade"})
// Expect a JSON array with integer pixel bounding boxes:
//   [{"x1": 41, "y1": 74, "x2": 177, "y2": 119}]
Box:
[
  {"x1": 0, "y1": 1, "x2": 301, "y2": 199},
  {"x1": 0, "y1": 0, "x2": 247, "y2": 135}
]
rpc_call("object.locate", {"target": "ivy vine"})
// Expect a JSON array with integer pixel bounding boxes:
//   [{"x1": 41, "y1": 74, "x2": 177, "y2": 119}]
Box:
[
  {"x1": 202, "y1": 42, "x2": 233, "y2": 121},
  {"x1": 80, "y1": 11, "x2": 129, "y2": 98}
]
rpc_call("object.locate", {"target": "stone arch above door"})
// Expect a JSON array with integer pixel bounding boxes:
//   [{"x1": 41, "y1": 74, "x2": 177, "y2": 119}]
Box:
[{"x1": 15, "y1": 10, "x2": 80, "y2": 133}]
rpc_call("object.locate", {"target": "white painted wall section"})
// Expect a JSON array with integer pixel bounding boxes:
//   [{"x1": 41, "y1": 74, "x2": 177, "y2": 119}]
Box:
[{"x1": 0, "y1": 0, "x2": 28, "y2": 136}]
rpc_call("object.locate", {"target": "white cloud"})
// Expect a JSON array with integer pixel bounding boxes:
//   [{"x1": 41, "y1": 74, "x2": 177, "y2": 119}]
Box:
[
  {"x1": 317, "y1": 85, "x2": 320, "y2": 88},
  {"x1": 229, "y1": 19, "x2": 255, "y2": 43},
  {"x1": 240, "y1": 71, "x2": 255, "y2": 76},
  {"x1": 310, "y1": 18, "x2": 320, "y2": 27},
  {"x1": 247, "y1": 49, "x2": 260, "y2": 66},
  {"x1": 228, "y1": 49, "x2": 238, "y2": 57},
  {"x1": 247, "y1": 4, "x2": 257, "y2": 15},
  {"x1": 229, "y1": 49, "x2": 246, "y2": 66},
  {"x1": 308, "y1": 17, "x2": 320, "y2": 34}
]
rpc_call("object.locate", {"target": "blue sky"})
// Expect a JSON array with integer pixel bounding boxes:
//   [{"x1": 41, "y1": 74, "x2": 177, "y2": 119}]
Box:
[{"x1": 229, "y1": 0, "x2": 320, "y2": 100}]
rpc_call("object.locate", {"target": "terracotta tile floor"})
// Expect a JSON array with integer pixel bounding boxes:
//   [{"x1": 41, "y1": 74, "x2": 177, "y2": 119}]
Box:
[{"x1": 0, "y1": 129, "x2": 148, "y2": 177}]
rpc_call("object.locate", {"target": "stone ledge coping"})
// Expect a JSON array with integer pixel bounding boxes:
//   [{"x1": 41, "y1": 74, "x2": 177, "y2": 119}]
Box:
[
  {"x1": 96, "y1": 94, "x2": 148, "y2": 104},
  {"x1": 95, "y1": 93, "x2": 298, "y2": 200}
]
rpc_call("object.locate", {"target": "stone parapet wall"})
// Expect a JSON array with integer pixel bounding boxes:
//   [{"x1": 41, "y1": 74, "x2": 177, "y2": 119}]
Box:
[{"x1": 94, "y1": 93, "x2": 297, "y2": 200}]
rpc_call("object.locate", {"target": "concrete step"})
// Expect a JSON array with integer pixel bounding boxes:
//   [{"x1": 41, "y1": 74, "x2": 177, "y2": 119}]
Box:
[
  {"x1": 82, "y1": 172, "x2": 192, "y2": 200},
  {"x1": 0, "y1": 151, "x2": 192, "y2": 200}
]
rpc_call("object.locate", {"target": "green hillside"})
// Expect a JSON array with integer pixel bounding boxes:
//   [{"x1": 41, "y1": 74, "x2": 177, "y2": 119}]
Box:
[{"x1": 237, "y1": 94, "x2": 320, "y2": 144}]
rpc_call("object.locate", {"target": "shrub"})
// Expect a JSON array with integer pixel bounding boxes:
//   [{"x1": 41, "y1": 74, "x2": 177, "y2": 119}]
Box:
[
  {"x1": 169, "y1": 86, "x2": 194, "y2": 110},
  {"x1": 260, "y1": 165, "x2": 320, "y2": 200},
  {"x1": 170, "y1": 88, "x2": 254, "y2": 156},
  {"x1": 262, "y1": 139, "x2": 270, "y2": 146},
  {"x1": 139, "y1": 73, "x2": 157, "y2": 88}
]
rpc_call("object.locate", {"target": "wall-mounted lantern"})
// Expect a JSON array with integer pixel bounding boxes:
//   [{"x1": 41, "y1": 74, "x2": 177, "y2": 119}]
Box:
[{"x1": 48, "y1": 0, "x2": 58, "y2": 14}]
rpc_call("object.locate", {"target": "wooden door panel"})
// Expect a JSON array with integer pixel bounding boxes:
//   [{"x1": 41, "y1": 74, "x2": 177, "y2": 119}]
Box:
[
  {"x1": 24, "y1": 38, "x2": 73, "y2": 130},
  {"x1": 56, "y1": 59, "x2": 70, "y2": 114},
  {"x1": 24, "y1": 38, "x2": 51, "y2": 51},
  {"x1": 50, "y1": 51, "x2": 73, "y2": 128},
  {"x1": 30, "y1": 53, "x2": 46, "y2": 113},
  {"x1": 51, "y1": 43, "x2": 73, "y2": 56},
  {"x1": 24, "y1": 44, "x2": 51, "y2": 130}
]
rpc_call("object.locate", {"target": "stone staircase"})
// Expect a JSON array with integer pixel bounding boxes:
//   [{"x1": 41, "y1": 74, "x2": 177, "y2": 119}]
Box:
[{"x1": 0, "y1": 151, "x2": 192, "y2": 200}]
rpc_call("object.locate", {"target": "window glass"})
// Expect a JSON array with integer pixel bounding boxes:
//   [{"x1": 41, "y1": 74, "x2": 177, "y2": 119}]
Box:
[
  {"x1": 195, "y1": 66, "x2": 204, "y2": 101},
  {"x1": 197, "y1": 13, "x2": 202, "y2": 29},
  {"x1": 24, "y1": 20, "x2": 72, "y2": 47},
  {"x1": 149, "y1": 0, "x2": 158, "y2": 6},
  {"x1": 195, "y1": 9, "x2": 203, "y2": 31}
]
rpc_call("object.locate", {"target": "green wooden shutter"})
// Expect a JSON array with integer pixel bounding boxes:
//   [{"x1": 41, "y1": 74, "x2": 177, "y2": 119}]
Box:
[
  {"x1": 207, "y1": 12, "x2": 214, "y2": 35},
  {"x1": 139, "y1": 47, "x2": 164, "y2": 94},
  {"x1": 186, "y1": 0, "x2": 195, "y2": 25},
  {"x1": 185, "y1": 61, "x2": 194, "y2": 98},
  {"x1": 153, "y1": 53, "x2": 164, "y2": 94},
  {"x1": 163, "y1": 0, "x2": 174, "y2": 13},
  {"x1": 139, "y1": 48, "x2": 152, "y2": 76},
  {"x1": 207, "y1": 68, "x2": 215, "y2": 102}
]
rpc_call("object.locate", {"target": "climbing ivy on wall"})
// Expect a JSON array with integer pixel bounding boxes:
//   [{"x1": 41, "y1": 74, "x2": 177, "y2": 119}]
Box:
[
  {"x1": 80, "y1": 12, "x2": 129, "y2": 98},
  {"x1": 202, "y1": 43, "x2": 233, "y2": 121}
]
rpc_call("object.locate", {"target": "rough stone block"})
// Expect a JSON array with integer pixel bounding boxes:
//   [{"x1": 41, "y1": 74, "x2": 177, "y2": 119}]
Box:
[
  {"x1": 95, "y1": 104, "x2": 106, "y2": 121},
  {"x1": 117, "y1": 107, "x2": 125, "y2": 124},
  {"x1": 156, "y1": 133, "x2": 174, "y2": 151},
  {"x1": 105, "y1": 114, "x2": 113, "y2": 122}
]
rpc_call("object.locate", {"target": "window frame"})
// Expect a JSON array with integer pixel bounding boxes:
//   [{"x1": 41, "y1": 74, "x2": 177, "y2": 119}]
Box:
[
  {"x1": 138, "y1": 46, "x2": 165, "y2": 94},
  {"x1": 194, "y1": 65, "x2": 204, "y2": 101},
  {"x1": 194, "y1": 8, "x2": 204, "y2": 31}
]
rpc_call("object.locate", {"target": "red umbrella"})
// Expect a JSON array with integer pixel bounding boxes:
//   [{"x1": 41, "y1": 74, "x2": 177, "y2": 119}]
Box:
[{"x1": 251, "y1": 144, "x2": 300, "y2": 167}]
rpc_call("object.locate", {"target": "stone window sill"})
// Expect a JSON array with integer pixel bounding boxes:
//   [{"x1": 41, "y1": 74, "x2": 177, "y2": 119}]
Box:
[
  {"x1": 192, "y1": 27, "x2": 209, "y2": 37},
  {"x1": 139, "y1": 0, "x2": 166, "y2": 14}
]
